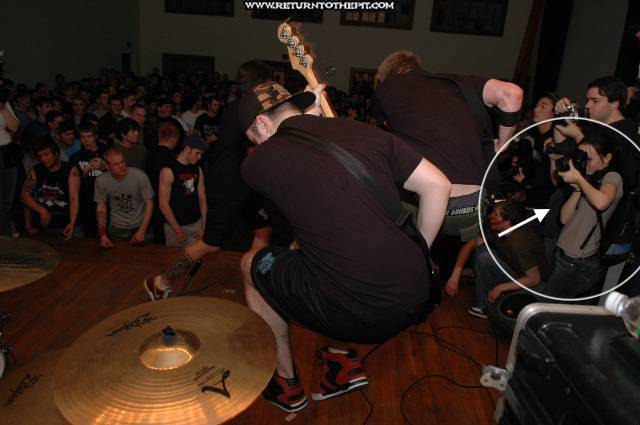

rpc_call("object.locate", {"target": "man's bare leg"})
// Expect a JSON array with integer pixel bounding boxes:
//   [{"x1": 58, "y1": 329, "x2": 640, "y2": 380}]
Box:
[
  {"x1": 241, "y1": 249, "x2": 294, "y2": 379},
  {"x1": 145, "y1": 239, "x2": 220, "y2": 299}
]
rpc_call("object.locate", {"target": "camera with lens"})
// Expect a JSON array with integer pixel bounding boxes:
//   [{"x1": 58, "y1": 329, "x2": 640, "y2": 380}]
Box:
[
  {"x1": 554, "y1": 103, "x2": 589, "y2": 123},
  {"x1": 546, "y1": 138, "x2": 577, "y2": 156},
  {"x1": 555, "y1": 148, "x2": 588, "y2": 175}
]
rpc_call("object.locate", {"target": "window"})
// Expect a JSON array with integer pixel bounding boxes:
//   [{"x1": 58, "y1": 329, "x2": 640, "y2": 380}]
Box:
[
  {"x1": 430, "y1": 0, "x2": 509, "y2": 37},
  {"x1": 164, "y1": 0, "x2": 234, "y2": 17},
  {"x1": 341, "y1": 0, "x2": 415, "y2": 30}
]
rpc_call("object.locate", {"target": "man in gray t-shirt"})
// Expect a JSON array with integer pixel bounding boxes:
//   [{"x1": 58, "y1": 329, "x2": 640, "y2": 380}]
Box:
[{"x1": 94, "y1": 147, "x2": 154, "y2": 248}]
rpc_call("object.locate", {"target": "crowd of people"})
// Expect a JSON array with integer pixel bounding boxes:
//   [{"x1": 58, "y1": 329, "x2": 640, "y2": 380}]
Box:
[
  {"x1": 445, "y1": 76, "x2": 640, "y2": 317},
  {"x1": 1, "y1": 52, "x2": 639, "y2": 413}
]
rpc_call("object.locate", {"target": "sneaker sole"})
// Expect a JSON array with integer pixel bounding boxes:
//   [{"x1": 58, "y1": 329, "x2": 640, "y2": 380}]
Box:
[
  {"x1": 263, "y1": 396, "x2": 308, "y2": 413},
  {"x1": 468, "y1": 309, "x2": 488, "y2": 319},
  {"x1": 311, "y1": 378, "x2": 369, "y2": 401},
  {"x1": 143, "y1": 278, "x2": 158, "y2": 302}
]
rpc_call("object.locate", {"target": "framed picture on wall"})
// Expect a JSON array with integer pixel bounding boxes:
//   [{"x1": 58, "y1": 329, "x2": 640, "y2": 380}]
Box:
[
  {"x1": 164, "y1": 0, "x2": 234, "y2": 17},
  {"x1": 340, "y1": 0, "x2": 415, "y2": 30},
  {"x1": 251, "y1": 10, "x2": 323, "y2": 23},
  {"x1": 430, "y1": 0, "x2": 509, "y2": 37}
]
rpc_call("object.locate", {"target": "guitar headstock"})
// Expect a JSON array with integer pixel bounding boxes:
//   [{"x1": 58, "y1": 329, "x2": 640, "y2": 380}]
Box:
[{"x1": 277, "y1": 21, "x2": 315, "y2": 80}]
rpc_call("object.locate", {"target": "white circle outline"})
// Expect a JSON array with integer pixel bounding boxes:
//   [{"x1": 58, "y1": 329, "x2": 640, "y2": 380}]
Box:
[{"x1": 478, "y1": 116, "x2": 640, "y2": 302}]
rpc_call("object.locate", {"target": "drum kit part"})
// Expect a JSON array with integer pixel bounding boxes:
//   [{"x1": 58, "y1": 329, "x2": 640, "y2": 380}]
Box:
[
  {"x1": 0, "y1": 350, "x2": 68, "y2": 425},
  {"x1": 0, "y1": 312, "x2": 10, "y2": 380},
  {"x1": 1, "y1": 297, "x2": 277, "y2": 424},
  {"x1": 0, "y1": 237, "x2": 60, "y2": 293}
]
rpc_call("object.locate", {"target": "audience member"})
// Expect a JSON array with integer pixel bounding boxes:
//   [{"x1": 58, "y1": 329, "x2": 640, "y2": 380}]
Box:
[
  {"x1": 20, "y1": 138, "x2": 72, "y2": 235},
  {"x1": 94, "y1": 146, "x2": 154, "y2": 247},
  {"x1": 158, "y1": 135, "x2": 207, "y2": 246},
  {"x1": 67, "y1": 122, "x2": 107, "y2": 238}
]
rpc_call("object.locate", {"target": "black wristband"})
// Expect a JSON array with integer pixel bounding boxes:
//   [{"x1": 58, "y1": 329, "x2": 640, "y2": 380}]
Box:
[{"x1": 495, "y1": 108, "x2": 522, "y2": 127}]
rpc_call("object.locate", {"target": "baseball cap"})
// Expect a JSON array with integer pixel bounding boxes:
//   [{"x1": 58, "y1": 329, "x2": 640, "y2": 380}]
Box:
[
  {"x1": 183, "y1": 134, "x2": 208, "y2": 151},
  {"x1": 238, "y1": 81, "x2": 316, "y2": 132}
]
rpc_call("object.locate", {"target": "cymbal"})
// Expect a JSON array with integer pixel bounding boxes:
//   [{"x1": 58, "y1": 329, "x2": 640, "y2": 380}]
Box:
[
  {"x1": 0, "y1": 349, "x2": 69, "y2": 424},
  {"x1": 54, "y1": 297, "x2": 277, "y2": 425},
  {"x1": 0, "y1": 237, "x2": 60, "y2": 292}
]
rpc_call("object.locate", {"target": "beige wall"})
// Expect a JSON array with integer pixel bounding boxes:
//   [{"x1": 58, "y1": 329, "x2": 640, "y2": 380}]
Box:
[
  {"x1": 556, "y1": 0, "x2": 629, "y2": 101},
  {"x1": 2, "y1": 0, "x2": 139, "y2": 86},
  {"x1": 139, "y1": 0, "x2": 534, "y2": 91}
]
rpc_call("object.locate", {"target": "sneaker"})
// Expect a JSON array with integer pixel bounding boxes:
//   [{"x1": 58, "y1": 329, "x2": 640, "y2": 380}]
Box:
[
  {"x1": 468, "y1": 306, "x2": 488, "y2": 319},
  {"x1": 143, "y1": 276, "x2": 173, "y2": 302},
  {"x1": 262, "y1": 372, "x2": 308, "y2": 413},
  {"x1": 311, "y1": 347, "x2": 369, "y2": 401}
]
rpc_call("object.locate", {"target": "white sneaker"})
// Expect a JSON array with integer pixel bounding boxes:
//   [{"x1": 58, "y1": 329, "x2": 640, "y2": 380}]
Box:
[{"x1": 143, "y1": 276, "x2": 173, "y2": 301}]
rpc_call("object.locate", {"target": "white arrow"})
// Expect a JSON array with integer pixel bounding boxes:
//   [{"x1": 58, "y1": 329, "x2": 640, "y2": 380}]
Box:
[{"x1": 498, "y1": 209, "x2": 550, "y2": 238}]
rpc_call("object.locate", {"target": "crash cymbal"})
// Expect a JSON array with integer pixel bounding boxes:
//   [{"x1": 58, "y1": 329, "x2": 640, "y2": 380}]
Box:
[
  {"x1": 0, "y1": 349, "x2": 69, "y2": 424},
  {"x1": 0, "y1": 237, "x2": 60, "y2": 292},
  {"x1": 54, "y1": 297, "x2": 277, "y2": 425}
]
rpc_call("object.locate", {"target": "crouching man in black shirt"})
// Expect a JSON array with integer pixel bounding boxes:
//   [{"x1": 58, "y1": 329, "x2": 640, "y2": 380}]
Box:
[{"x1": 237, "y1": 81, "x2": 451, "y2": 412}]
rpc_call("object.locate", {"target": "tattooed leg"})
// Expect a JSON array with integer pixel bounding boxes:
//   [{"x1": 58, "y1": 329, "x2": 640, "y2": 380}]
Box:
[{"x1": 160, "y1": 252, "x2": 195, "y2": 286}]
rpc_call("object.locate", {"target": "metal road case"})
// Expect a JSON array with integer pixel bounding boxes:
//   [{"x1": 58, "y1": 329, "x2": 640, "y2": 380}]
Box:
[{"x1": 482, "y1": 303, "x2": 640, "y2": 425}]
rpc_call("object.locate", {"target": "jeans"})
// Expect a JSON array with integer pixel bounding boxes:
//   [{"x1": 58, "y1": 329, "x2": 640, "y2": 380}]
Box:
[
  {"x1": 0, "y1": 165, "x2": 17, "y2": 236},
  {"x1": 474, "y1": 245, "x2": 519, "y2": 308},
  {"x1": 536, "y1": 251, "x2": 602, "y2": 299}
]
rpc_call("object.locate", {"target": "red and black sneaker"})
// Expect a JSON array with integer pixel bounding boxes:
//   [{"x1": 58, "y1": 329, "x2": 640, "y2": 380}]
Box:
[
  {"x1": 262, "y1": 371, "x2": 308, "y2": 413},
  {"x1": 311, "y1": 347, "x2": 369, "y2": 401}
]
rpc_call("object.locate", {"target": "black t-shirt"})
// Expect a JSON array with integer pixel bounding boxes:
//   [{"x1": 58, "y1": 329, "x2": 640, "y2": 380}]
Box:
[
  {"x1": 33, "y1": 161, "x2": 71, "y2": 229},
  {"x1": 241, "y1": 114, "x2": 429, "y2": 314},
  {"x1": 204, "y1": 100, "x2": 251, "y2": 201},
  {"x1": 375, "y1": 69, "x2": 489, "y2": 185},
  {"x1": 68, "y1": 146, "x2": 106, "y2": 203},
  {"x1": 194, "y1": 113, "x2": 221, "y2": 139},
  {"x1": 146, "y1": 145, "x2": 174, "y2": 192},
  {"x1": 168, "y1": 159, "x2": 201, "y2": 225}
]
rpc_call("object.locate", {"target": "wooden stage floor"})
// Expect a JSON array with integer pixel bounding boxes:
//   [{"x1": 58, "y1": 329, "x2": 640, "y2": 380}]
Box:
[{"x1": 0, "y1": 236, "x2": 508, "y2": 424}]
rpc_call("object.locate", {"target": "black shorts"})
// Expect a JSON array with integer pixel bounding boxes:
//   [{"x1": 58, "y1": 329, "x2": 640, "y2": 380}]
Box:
[
  {"x1": 202, "y1": 189, "x2": 271, "y2": 247},
  {"x1": 250, "y1": 247, "x2": 428, "y2": 344}
]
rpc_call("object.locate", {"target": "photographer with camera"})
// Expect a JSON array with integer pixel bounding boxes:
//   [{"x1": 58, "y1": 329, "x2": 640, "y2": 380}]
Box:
[
  {"x1": 538, "y1": 133, "x2": 623, "y2": 298},
  {"x1": 0, "y1": 85, "x2": 19, "y2": 236},
  {"x1": 553, "y1": 77, "x2": 638, "y2": 192}
]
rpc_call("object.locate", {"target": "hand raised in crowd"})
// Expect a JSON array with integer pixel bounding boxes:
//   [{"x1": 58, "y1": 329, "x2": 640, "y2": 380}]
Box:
[
  {"x1": 554, "y1": 119, "x2": 582, "y2": 139},
  {"x1": 444, "y1": 279, "x2": 459, "y2": 297},
  {"x1": 204, "y1": 133, "x2": 218, "y2": 144},
  {"x1": 557, "y1": 159, "x2": 582, "y2": 191},
  {"x1": 553, "y1": 97, "x2": 573, "y2": 114},
  {"x1": 513, "y1": 167, "x2": 526, "y2": 184},
  {"x1": 304, "y1": 83, "x2": 326, "y2": 116},
  {"x1": 543, "y1": 138, "x2": 563, "y2": 161},
  {"x1": 100, "y1": 234, "x2": 114, "y2": 249}
]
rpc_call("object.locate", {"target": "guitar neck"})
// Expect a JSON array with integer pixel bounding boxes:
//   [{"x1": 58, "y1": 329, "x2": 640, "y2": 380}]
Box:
[{"x1": 302, "y1": 67, "x2": 336, "y2": 119}]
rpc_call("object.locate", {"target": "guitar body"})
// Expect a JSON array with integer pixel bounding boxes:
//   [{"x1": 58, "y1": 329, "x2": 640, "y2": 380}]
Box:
[{"x1": 277, "y1": 22, "x2": 336, "y2": 118}]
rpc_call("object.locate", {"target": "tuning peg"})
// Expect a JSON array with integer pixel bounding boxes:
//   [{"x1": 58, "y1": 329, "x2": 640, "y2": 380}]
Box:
[
  {"x1": 299, "y1": 57, "x2": 309, "y2": 68},
  {"x1": 293, "y1": 45, "x2": 304, "y2": 58},
  {"x1": 287, "y1": 38, "x2": 297, "y2": 48},
  {"x1": 279, "y1": 27, "x2": 289, "y2": 40}
]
